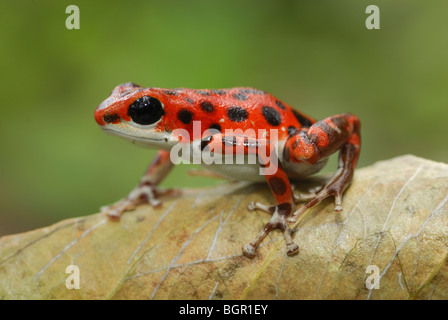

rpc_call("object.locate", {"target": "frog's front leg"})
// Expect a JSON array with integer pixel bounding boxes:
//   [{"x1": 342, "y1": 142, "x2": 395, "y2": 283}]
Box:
[
  {"x1": 201, "y1": 133, "x2": 299, "y2": 258},
  {"x1": 101, "y1": 149, "x2": 175, "y2": 220},
  {"x1": 284, "y1": 113, "x2": 361, "y2": 223},
  {"x1": 243, "y1": 158, "x2": 299, "y2": 257}
]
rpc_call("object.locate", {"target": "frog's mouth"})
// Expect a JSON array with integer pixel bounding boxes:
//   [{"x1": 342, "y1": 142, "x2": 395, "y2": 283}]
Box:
[{"x1": 100, "y1": 126, "x2": 171, "y2": 148}]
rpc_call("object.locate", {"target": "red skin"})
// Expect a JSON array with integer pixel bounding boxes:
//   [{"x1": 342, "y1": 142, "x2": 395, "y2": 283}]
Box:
[{"x1": 94, "y1": 82, "x2": 361, "y2": 258}]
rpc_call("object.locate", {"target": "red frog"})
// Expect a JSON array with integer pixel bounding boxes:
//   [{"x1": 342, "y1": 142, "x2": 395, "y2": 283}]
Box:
[{"x1": 94, "y1": 82, "x2": 361, "y2": 258}]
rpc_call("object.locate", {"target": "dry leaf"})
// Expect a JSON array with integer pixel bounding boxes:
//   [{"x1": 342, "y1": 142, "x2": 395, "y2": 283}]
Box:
[{"x1": 1, "y1": 155, "x2": 448, "y2": 299}]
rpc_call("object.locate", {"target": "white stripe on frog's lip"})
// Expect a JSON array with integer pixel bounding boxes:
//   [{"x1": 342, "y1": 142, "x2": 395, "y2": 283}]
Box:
[{"x1": 100, "y1": 127, "x2": 170, "y2": 146}]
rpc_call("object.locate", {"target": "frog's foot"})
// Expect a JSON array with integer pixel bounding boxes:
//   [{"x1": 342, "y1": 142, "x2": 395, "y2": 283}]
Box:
[
  {"x1": 102, "y1": 184, "x2": 180, "y2": 220},
  {"x1": 243, "y1": 204, "x2": 299, "y2": 258},
  {"x1": 287, "y1": 158, "x2": 354, "y2": 224},
  {"x1": 291, "y1": 183, "x2": 324, "y2": 203},
  {"x1": 247, "y1": 201, "x2": 274, "y2": 214}
]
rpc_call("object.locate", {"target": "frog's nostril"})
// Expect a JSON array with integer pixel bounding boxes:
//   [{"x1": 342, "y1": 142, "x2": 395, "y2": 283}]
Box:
[{"x1": 103, "y1": 113, "x2": 120, "y2": 124}]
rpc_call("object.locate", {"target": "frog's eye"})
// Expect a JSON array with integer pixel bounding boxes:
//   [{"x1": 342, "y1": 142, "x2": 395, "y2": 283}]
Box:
[{"x1": 127, "y1": 96, "x2": 164, "y2": 125}]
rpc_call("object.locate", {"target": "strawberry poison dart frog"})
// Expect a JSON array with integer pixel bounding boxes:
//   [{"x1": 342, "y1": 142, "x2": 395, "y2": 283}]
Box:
[{"x1": 94, "y1": 82, "x2": 361, "y2": 258}]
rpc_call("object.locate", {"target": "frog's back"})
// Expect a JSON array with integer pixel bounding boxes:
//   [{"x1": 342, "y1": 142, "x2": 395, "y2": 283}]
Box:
[{"x1": 159, "y1": 87, "x2": 316, "y2": 140}]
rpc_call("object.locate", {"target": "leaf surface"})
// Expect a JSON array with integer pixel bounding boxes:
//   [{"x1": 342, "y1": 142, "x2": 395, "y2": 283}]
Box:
[{"x1": 1, "y1": 155, "x2": 447, "y2": 300}]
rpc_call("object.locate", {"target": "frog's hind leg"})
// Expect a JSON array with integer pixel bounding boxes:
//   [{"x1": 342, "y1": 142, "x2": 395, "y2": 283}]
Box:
[{"x1": 284, "y1": 113, "x2": 361, "y2": 223}]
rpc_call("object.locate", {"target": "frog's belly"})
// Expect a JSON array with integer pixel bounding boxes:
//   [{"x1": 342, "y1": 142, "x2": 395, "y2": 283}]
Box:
[
  {"x1": 283, "y1": 157, "x2": 329, "y2": 180},
  {"x1": 201, "y1": 156, "x2": 329, "y2": 182},
  {"x1": 202, "y1": 161, "x2": 266, "y2": 182}
]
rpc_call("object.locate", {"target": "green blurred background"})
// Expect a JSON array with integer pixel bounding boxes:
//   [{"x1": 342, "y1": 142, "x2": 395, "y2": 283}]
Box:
[{"x1": 0, "y1": 0, "x2": 447, "y2": 236}]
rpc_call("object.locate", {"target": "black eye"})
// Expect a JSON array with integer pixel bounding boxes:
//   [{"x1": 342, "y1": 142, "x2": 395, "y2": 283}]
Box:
[{"x1": 127, "y1": 96, "x2": 164, "y2": 125}]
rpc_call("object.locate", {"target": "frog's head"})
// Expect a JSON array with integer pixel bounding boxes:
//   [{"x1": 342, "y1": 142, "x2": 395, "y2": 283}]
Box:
[{"x1": 94, "y1": 82, "x2": 175, "y2": 149}]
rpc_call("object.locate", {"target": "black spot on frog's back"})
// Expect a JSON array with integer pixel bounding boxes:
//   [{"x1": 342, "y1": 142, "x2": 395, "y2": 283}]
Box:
[
  {"x1": 232, "y1": 93, "x2": 248, "y2": 101},
  {"x1": 177, "y1": 109, "x2": 193, "y2": 124},
  {"x1": 164, "y1": 90, "x2": 179, "y2": 96},
  {"x1": 287, "y1": 126, "x2": 297, "y2": 135},
  {"x1": 227, "y1": 106, "x2": 248, "y2": 122},
  {"x1": 200, "y1": 101, "x2": 214, "y2": 112},
  {"x1": 292, "y1": 109, "x2": 314, "y2": 128},
  {"x1": 261, "y1": 106, "x2": 282, "y2": 126},
  {"x1": 210, "y1": 89, "x2": 227, "y2": 95},
  {"x1": 275, "y1": 100, "x2": 286, "y2": 110},
  {"x1": 209, "y1": 123, "x2": 222, "y2": 132},
  {"x1": 239, "y1": 88, "x2": 266, "y2": 94},
  {"x1": 196, "y1": 90, "x2": 211, "y2": 96}
]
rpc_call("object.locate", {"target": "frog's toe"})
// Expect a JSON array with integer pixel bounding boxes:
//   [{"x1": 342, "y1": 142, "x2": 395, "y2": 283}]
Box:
[
  {"x1": 247, "y1": 201, "x2": 256, "y2": 211},
  {"x1": 101, "y1": 197, "x2": 144, "y2": 220},
  {"x1": 288, "y1": 189, "x2": 331, "y2": 223},
  {"x1": 286, "y1": 241, "x2": 300, "y2": 256},
  {"x1": 242, "y1": 243, "x2": 257, "y2": 258},
  {"x1": 243, "y1": 205, "x2": 299, "y2": 258},
  {"x1": 288, "y1": 179, "x2": 347, "y2": 223},
  {"x1": 247, "y1": 201, "x2": 274, "y2": 214},
  {"x1": 101, "y1": 185, "x2": 180, "y2": 220},
  {"x1": 292, "y1": 184, "x2": 325, "y2": 203},
  {"x1": 334, "y1": 193, "x2": 343, "y2": 212},
  {"x1": 293, "y1": 192, "x2": 316, "y2": 203}
]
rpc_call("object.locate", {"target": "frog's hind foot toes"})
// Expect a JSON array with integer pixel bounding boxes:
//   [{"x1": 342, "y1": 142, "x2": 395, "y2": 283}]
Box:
[
  {"x1": 243, "y1": 205, "x2": 299, "y2": 258},
  {"x1": 288, "y1": 180, "x2": 347, "y2": 223},
  {"x1": 292, "y1": 183, "x2": 325, "y2": 204},
  {"x1": 247, "y1": 201, "x2": 274, "y2": 214},
  {"x1": 334, "y1": 193, "x2": 343, "y2": 212},
  {"x1": 293, "y1": 192, "x2": 317, "y2": 203}
]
